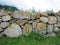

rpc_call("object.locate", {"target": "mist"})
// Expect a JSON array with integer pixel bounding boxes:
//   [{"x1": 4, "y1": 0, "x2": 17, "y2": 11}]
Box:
[{"x1": 0, "y1": 0, "x2": 60, "y2": 12}]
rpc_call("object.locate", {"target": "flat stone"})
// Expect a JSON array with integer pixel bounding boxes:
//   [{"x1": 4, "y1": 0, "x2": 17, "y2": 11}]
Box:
[
  {"x1": 22, "y1": 24, "x2": 32, "y2": 36},
  {"x1": 48, "y1": 16, "x2": 57, "y2": 24},
  {"x1": 1, "y1": 22, "x2": 9, "y2": 28},
  {"x1": 16, "y1": 20, "x2": 27, "y2": 26},
  {"x1": 47, "y1": 24, "x2": 53, "y2": 33},
  {"x1": 40, "y1": 17, "x2": 48, "y2": 23},
  {"x1": 35, "y1": 23, "x2": 46, "y2": 34},
  {"x1": 13, "y1": 11, "x2": 30, "y2": 20},
  {"x1": 2, "y1": 15, "x2": 11, "y2": 21},
  {"x1": 3, "y1": 23, "x2": 22, "y2": 37}
]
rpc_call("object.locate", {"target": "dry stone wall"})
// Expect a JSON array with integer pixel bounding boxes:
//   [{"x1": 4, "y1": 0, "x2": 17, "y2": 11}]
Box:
[{"x1": 0, "y1": 9, "x2": 60, "y2": 37}]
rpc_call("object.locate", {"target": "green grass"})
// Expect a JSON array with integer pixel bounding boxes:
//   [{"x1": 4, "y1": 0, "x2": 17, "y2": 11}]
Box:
[{"x1": 0, "y1": 35, "x2": 60, "y2": 45}]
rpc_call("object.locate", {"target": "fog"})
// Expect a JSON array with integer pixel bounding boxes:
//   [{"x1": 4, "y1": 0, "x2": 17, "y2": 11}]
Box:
[{"x1": 0, "y1": 0, "x2": 60, "y2": 12}]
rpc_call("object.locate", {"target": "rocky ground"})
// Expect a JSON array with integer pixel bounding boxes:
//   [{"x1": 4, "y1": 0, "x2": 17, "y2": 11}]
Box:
[{"x1": 0, "y1": 9, "x2": 60, "y2": 37}]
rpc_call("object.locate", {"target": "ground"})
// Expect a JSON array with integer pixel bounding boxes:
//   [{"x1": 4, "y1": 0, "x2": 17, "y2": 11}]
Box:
[{"x1": 0, "y1": 35, "x2": 60, "y2": 45}]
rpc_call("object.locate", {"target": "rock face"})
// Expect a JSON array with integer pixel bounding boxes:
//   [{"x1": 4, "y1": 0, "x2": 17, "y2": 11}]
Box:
[
  {"x1": 2, "y1": 15, "x2": 11, "y2": 21},
  {"x1": 3, "y1": 23, "x2": 22, "y2": 37},
  {"x1": 13, "y1": 11, "x2": 30, "y2": 20},
  {"x1": 0, "y1": 9, "x2": 60, "y2": 37},
  {"x1": 48, "y1": 16, "x2": 57, "y2": 24},
  {"x1": 35, "y1": 23, "x2": 46, "y2": 34}
]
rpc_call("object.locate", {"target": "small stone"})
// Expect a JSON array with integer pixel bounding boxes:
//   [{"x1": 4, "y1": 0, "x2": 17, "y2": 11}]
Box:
[
  {"x1": 22, "y1": 24, "x2": 32, "y2": 36},
  {"x1": 1, "y1": 22, "x2": 9, "y2": 28},
  {"x1": 46, "y1": 32, "x2": 56, "y2": 37},
  {"x1": 16, "y1": 20, "x2": 27, "y2": 26},
  {"x1": 13, "y1": 11, "x2": 30, "y2": 20},
  {"x1": 2, "y1": 15, "x2": 11, "y2": 21},
  {"x1": 40, "y1": 17, "x2": 48, "y2": 23},
  {"x1": 35, "y1": 23, "x2": 46, "y2": 34},
  {"x1": 47, "y1": 24, "x2": 53, "y2": 33},
  {"x1": 48, "y1": 16, "x2": 57, "y2": 24},
  {"x1": 54, "y1": 27, "x2": 60, "y2": 32},
  {"x1": 3, "y1": 23, "x2": 22, "y2": 37}
]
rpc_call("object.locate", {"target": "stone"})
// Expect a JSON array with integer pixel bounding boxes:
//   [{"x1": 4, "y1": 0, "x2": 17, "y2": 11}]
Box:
[
  {"x1": 54, "y1": 27, "x2": 60, "y2": 32},
  {"x1": 48, "y1": 16, "x2": 57, "y2": 24},
  {"x1": 35, "y1": 23, "x2": 46, "y2": 34},
  {"x1": 0, "y1": 9, "x2": 6, "y2": 16},
  {"x1": 3, "y1": 23, "x2": 22, "y2": 37},
  {"x1": 16, "y1": 20, "x2": 27, "y2": 26},
  {"x1": 2, "y1": 15, "x2": 11, "y2": 21},
  {"x1": 1, "y1": 22, "x2": 9, "y2": 28},
  {"x1": 0, "y1": 18, "x2": 2, "y2": 22},
  {"x1": 13, "y1": 11, "x2": 30, "y2": 20},
  {"x1": 46, "y1": 10, "x2": 54, "y2": 15},
  {"x1": 46, "y1": 32, "x2": 56, "y2": 37},
  {"x1": 40, "y1": 17, "x2": 48, "y2": 23},
  {"x1": 32, "y1": 21, "x2": 38, "y2": 29},
  {"x1": 41, "y1": 12, "x2": 48, "y2": 16},
  {"x1": 57, "y1": 22, "x2": 60, "y2": 27},
  {"x1": 47, "y1": 24, "x2": 53, "y2": 33},
  {"x1": 35, "y1": 12, "x2": 40, "y2": 19},
  {"x1": 22, "y1": 24, "x2": 32, "y2": 36},
  {"x1": 0, "y1": 25, "x2": 3, "y2": 31},
  {"x1": 31, "y1": 13, "x2": 36, "y2": 19},
  {"x1": 56, "y1": 16, "x2": 60, "y2": 22}
]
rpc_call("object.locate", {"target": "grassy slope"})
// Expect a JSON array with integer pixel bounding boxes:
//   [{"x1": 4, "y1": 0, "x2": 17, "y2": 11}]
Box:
[{"x1": 0, "y1": 36, "x2": 60, "y2": 45}]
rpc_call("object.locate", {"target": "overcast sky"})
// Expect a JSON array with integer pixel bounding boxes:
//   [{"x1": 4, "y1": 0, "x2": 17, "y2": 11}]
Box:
[{"x1": 0, "y1": 0, "x2": 60, "y2": 12}]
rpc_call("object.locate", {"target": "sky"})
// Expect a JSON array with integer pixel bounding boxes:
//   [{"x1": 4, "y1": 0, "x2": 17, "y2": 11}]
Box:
[{"x1": 0, "y1": 0, "x2": 60, "y2": 12}]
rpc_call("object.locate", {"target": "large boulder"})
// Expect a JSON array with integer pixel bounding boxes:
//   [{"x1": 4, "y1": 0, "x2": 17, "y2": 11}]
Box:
[
  {"x1": 3, "y1": 23, "x2": 22, "y2": 37},
  {"x1": 35, "y1": 23, "x2": 46, "y2": 35},
  {"x1": 48, "y1": 16, "x2": 57, "y2": 24},
  {"x1": 22, "y1": 24, "x2": 32, "y2": 36},
  {"x1": 13, "y1": 11, "x2": 30, "y2": 20},
  {"x1": 40, "y1": 17, "x2": 48, "y2": 23}
]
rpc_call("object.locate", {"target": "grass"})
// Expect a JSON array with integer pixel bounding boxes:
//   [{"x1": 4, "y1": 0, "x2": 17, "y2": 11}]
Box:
[{"x1": 0, "y1": 33, "x2": 60, "y2": 45}]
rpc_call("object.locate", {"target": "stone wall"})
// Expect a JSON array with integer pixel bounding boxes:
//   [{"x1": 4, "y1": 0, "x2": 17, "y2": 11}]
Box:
[{"x1": 0, "y1": 9, "x2": 60, "y2": 37}]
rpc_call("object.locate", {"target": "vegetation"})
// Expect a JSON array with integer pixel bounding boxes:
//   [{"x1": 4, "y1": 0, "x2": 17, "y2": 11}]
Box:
[
  {"x1": 0, "y1": 32, "x2": 60, "y2": 45},
  {"x1": 0, "y1": 5, "x2": 18, "y2": 12}
]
